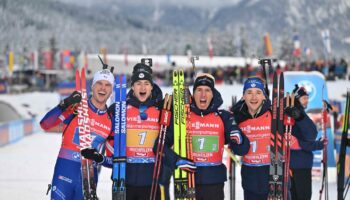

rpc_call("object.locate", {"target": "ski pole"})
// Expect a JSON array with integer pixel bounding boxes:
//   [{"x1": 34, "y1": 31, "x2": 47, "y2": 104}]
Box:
[
  {"x1": 150, "y1": 94, "x2": 172, "y2": 200},
  {"x1": 184, "y1": 86, "x2": 196, "y2": 200}
]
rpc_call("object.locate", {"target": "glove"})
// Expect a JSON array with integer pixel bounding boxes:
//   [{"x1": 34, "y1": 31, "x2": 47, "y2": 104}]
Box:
[
  {"x1": 230, "y1": 130, "x2": 242, "y2": 145},
  {"x1": 284, "y1": 106, "x2": 304, "y2": 121},
  {"x1": 59, "y1": 91, "x2": 82, "y2": 111},
  {"x1": 81, "y1": 148, "x2": 104, "y2": 164},
  {"x1": 176, "y1": 157, "x2": 196, "y2": 173},
  {"x1": 107, "y1": 103, "x2": 115, "y2": 116}
]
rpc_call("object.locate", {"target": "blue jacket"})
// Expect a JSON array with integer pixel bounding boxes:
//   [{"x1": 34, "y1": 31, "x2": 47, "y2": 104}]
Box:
[
  {"x1": 158, "y1": 88, "x2": 250, "y2": 185},
  {"x1": 108, "y1": 83, "x2": 164, "y2": 186},
  {"x1": 231, "y1": 98, "x2": 272, "y2": 194},
  {"x1": 290, "y1": 105, "x2": 324, "y2": 169}
]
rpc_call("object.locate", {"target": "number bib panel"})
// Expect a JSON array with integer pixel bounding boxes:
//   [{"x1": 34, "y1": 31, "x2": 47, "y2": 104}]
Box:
[
  {"x1": 189, "y1": 112, "x2": 224, "y2": 166},
  {"x1": 126, "y1": 105, "x2": 160, "y2": 163},
  {"x1": 62, "y1": 109, "x2": 112, "y2": 152},
  {"x1": 239, "y1": 112, "x2": 272, "y2": 166}
]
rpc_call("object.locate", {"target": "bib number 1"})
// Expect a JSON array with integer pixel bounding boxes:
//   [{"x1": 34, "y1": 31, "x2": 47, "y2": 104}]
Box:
[{"x1": 138, "y1": 132, "x2": 147, "y2": 145}]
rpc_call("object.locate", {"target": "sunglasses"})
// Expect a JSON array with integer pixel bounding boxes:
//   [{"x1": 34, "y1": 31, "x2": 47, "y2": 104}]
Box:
[{"x1": 139, "y1": 105, "x2": 148, "y2": 120}]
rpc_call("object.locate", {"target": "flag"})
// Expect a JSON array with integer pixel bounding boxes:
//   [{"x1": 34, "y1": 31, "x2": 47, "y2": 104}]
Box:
[
  {"x1": 207, "y1": 36, "x2": 214, "y2": 59},
  {"x1": 321, "y1": 29, "x2": 331, "y2": 55},
  {"x1": 167, "y1": 53, "x2": 171, "y2": 64},
  {"x1": 8, "y1": 51, "x2": 14, "y2": 74},
  {"x1": 263, "y1": 32, "x2": 273, "y2": 56},
  {"x1": 31, "y1": 51, "x2": 39, "y2": 70},
  {"x1": 293, "y1": 34, "x2": 301, "y2": 58},
  {"x1": 303, "y1": 47, "x2": 312, "y2": 58},
  {"x1": 123, "y1": 46, "x2": 128, "y2": 66},
  {"x1": 185, "y1": 44, "x2": 192, "y2": 61},
  {"x1": 42, "y1": 50, "x2": 53, "y2": 69},
  {"x1": 142, "y1": 43, "x2": 147, "y2": 55},
  {"x1": 61, "y1": 50, "x2": 73, "y2": 69}
]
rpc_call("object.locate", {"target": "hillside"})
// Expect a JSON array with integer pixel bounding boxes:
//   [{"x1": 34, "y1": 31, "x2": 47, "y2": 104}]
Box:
[{"x1": 0, "y1": 0, "x2": 349, "y2": 58}]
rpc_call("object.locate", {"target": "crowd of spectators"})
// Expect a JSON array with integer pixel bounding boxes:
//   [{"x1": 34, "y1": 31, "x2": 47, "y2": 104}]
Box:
[
  {"x1": 152, "y1": 58, "x2": 349, "y2": 87},
  {"x1": 154, "y1": 59, "x2": 350, "y2": 86},
  {"x1": 2, "y1": 57, "x2": 349, "y2": 92}
]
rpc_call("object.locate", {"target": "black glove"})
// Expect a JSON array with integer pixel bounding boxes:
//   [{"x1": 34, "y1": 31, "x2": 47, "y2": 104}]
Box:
[
  {"x1": 284, "y1": 106, "x2": 304, "y2": 121},
  {"x1": 81, "y1": 148, "x2": 104, "y2": 163},
  {"x1": 58, "y1": 91, "x2": 82, "y2": 111},
  {"x1": 107, "y1": 103, "x2": 115, "y2": 116}
]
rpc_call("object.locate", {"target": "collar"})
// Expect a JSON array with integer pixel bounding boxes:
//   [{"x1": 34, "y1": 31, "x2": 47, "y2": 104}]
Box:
[{"x1": 88, "y1": 98, "x2": 108, "y2": 115}]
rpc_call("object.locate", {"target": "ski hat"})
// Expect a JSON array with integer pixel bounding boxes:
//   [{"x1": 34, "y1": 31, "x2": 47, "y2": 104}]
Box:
[
  {"x1": 193, "y1": 73, "x2": 215, "y2": 92},
  {"x1": 292, "y1": 84, "x2": 308, "y2": 99},
  {"x1": 243, "y1": 77, "x2": 266, "y2": 96},
  {"x1": 92, "y1": 69, "x2": 115, "y2": 87},
  {"x1": 132, "y1": 63, "x2": 153, "y2": 74},
  {"x1": 131, "y1": 63, "x2": 153, "y2": 86}
]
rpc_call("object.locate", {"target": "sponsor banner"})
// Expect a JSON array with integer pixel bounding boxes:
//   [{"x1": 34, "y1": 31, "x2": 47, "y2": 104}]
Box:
[
  {"x1": 23, "y1": 119, "x2": 34, "y2": 136},
  {"x1": 0, "y1": 124, "x2": 9, "y2": 146},
  {"x1": 0, "y1": 118, "x2": 37, "y2": 147}
]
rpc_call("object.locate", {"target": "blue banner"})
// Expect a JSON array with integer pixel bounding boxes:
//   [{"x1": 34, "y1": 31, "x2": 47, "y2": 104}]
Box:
[{"x1": 284, "y1": 71, "x2": 328, "y2": 111}]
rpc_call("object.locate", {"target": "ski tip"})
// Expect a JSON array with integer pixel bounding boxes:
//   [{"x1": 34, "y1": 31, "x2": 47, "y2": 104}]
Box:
[
  {"x1": 179, "y1": 69, "x2": 184, "y2": 76},
  {"x1": 173, "y1": 70, "x2": 178, "y2": 76}
]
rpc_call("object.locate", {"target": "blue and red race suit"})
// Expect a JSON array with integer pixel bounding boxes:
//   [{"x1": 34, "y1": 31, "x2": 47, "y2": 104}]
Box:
[{"x1": 40, "y1": 99, "x2": 112, "y2": 200}]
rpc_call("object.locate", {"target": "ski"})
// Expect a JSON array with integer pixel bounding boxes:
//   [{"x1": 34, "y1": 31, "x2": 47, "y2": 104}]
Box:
[
  {"x1": 76, "y1": 68, "x2": 98, "y2": 200},
  {"x1": 277, "y1": 72, "x2": 285, "y2": 200},
  {"x1": 283, "y1": 92, "x2": 295, "y2": 199},
  {"x1": 112, "y1": 74, "x2": 127, "y2": 200},
  {"x1": 337, "y1": 90, "x2": 350, "y2": 200},
  {"x1": 184, "y1": 84, "x2": 196, "y2": 199},
  {"x1": 319, "y1": 85, "x2": 329, "y2": 200},
  {"x1": 173, "y1": 69, "x2": 190, "y2": 199},
  {"x1": 150, "y1": 93, "x2": 173, "y2": 200},
  {"x1": 179, "y1": 70, "x2": 188, "y2": 197},
  {"x1": 268, "y1": 71, "x2": 285, "y2": 200}
]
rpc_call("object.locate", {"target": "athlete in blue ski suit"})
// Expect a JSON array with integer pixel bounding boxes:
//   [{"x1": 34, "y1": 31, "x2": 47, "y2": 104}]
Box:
[{"x1": 40, "y1": 69, "x2": 114, "y2": 200}]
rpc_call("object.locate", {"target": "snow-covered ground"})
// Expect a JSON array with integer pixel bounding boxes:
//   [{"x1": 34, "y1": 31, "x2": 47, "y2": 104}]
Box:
[
  {"x1": 0, "y1": 80, "x2": 348, "y2": 199},
  {"x1": 0, "y1": 130, "x2": 338, "y2": 200}
]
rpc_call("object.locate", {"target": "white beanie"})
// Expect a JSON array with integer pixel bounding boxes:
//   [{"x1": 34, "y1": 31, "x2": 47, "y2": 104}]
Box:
[{"x1": 92, "y1": 69, "x2": 114, "y2": 87}]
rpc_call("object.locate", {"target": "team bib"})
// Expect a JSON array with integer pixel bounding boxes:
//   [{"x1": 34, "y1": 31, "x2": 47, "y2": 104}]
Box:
[
  {"x1": 189, "y1": 112, "x2": 224, "y2": 166},
  {"x1": 239, "y1": 112, "x2": 272, "y2": 166},
  {"x1": 126, "y1": 105, "x2": 160, "y2": 163}
]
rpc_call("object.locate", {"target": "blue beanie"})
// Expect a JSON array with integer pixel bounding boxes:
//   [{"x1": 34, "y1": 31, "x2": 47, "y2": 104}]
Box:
[{"x1": 243, "y1": 77, "x2": 266, "y2": 96}]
